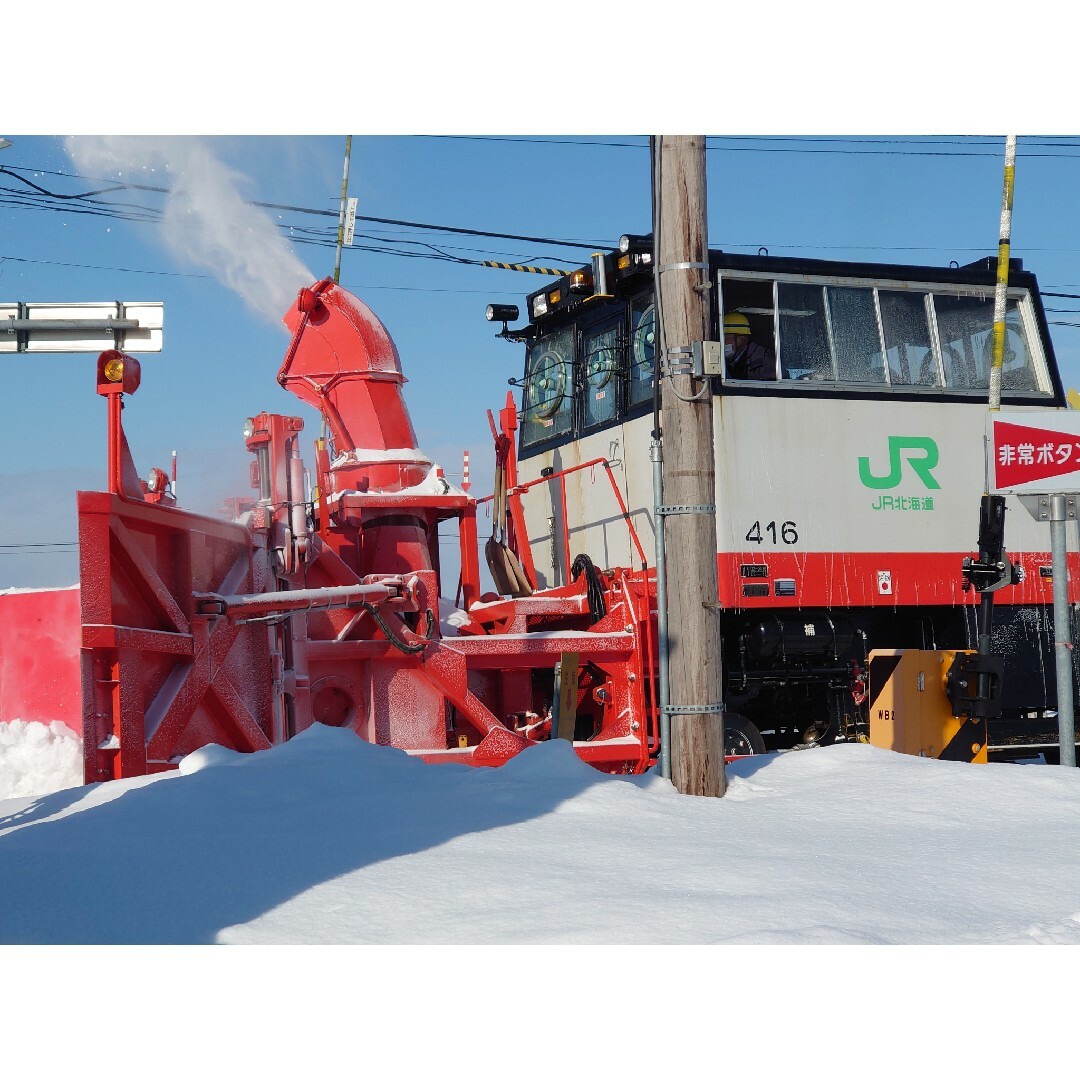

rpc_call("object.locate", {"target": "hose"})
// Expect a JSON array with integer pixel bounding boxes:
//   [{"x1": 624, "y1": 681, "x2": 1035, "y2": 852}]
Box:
[
  {"x1": 364, "y1": 603, "x2": 436, "y2": 655},
  {"x1": 571, "y1": 553, "x2": 607, "y2": 622}
]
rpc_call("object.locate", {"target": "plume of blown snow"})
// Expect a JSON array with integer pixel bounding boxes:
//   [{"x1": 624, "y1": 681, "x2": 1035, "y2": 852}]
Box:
[{"x1": 65, "y1": 136, "x2": 314, "y2": 325}]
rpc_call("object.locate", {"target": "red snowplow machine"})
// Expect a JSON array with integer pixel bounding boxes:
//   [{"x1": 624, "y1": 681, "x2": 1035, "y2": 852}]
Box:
[{"x1": 49, "y1": 280, "x2": 660, "y2": 783}]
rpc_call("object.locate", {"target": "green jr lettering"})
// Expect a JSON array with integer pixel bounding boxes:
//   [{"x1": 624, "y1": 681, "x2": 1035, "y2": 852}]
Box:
[{"x1": 858, "y1": 436, "x2": 941, "y2": 490}]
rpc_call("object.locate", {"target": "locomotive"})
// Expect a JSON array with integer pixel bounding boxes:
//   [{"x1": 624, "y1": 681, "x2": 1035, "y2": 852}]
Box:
[{"x1": 496, "y1": 238, "x2": 1074, "y2": 757}]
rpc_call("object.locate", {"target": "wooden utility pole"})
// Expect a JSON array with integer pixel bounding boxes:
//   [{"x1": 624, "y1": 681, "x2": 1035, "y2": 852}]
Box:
[{"x1": 655, "y1": 135, "x2": 726, "y2": 797}]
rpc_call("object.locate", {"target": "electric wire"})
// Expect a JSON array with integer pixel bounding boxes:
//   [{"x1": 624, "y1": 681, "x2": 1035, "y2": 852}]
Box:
[
  {"x1": 0, "y1": 165, "x2": 609, "y2": 251},
  {"x1": 0, "y1": 253, "x2": 533, "y2": 296},
  {"x1": 415, "y1": 134, "x2": 1080, "y2": 158},
  {"x1": 11, "y1": 162, "x2": 1080, "y2": 270},
  {"x1": 0, "y1": 254, "x2": 213, "y2": 278},
  {"x1": 0, "y1": 542, "x2": 77, "y2": 548},
  {"x1": 7, "y1": 159, "x2": 1080, "y2": 317}
]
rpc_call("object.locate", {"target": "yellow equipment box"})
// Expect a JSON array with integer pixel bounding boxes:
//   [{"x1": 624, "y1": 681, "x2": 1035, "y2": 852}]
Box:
[{"x1": 868, "y1": 649, "x2": 989, "y2": 763}]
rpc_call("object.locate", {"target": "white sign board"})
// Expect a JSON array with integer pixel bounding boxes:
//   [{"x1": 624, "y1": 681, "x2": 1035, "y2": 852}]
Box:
[
  {"x1": 0, "y1": 301, "x2": 163, "y2": 353},
  {"x1": 343, "y1": 197, "x2": 358, "y2": 247},
  {"x1": 986, "y1": 410, "x2": 1080, "y2": 495}
]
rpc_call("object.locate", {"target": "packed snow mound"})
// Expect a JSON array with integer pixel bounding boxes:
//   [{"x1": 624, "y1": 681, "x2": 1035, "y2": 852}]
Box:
[
  {"x1": 3, "y1": 726, "x2": 1080, "y2": 945},
  {"x1": 0, "y1": 720, "x2": 82, "y2": 800},
  {"x1": 178, "y1": 742, "x2": 246, "y2": 775}
]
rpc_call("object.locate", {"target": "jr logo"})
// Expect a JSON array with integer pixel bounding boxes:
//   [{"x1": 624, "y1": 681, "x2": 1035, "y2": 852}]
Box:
[{"x1": 858, "y1": 436, "x2": 941, "y2": 490}]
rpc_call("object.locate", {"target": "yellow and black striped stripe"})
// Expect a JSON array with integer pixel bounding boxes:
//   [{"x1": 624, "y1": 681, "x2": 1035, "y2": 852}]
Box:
[
  {"x1": 481, "y1": 261, "x2": 570, "y2": 276},
  {"x1": 988, "y1": 136, "x2": 1016, "y2": 411},
  {"x1": 938, "y1": 716, "x2": 989, "y2": 763},
  {"x1": 867, "y1": 653, "x2": 903, "y2": 714}
]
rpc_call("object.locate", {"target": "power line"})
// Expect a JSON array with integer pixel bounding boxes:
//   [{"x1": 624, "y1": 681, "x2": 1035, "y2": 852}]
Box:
[
  {"x1": 0, "y1": 193, "x2": 584, "y2": 270},
  {"x1": 10, "y1": 164, "x2": 1080, "y2": 267},
  {"x1": 0, "y1": 254, "x2": 212, "y2": 278},
  {"x1": 1, "y1": 165, "x2": 609, "y2": 251},
  {"x1": 0, "y1": 542, "x2": 77, "y2": 551},
  {"x1": 0, "y1": 254, "x2": 527, "y2": 295},
  {"x1": 414, "y1": 134, "x2": 1080, "y2": 158},
  {"x1": 5, "y1": 160, "x2": 1080, "y2": 299}
]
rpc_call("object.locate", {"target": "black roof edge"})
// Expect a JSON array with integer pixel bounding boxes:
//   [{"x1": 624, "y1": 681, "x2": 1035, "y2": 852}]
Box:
[
  {"x1": 519, "y1": 244, "x2": 1038, "y2": 306},
  {"x1": 960, "y1": 256, "x2": 1024, "y2": 273}
]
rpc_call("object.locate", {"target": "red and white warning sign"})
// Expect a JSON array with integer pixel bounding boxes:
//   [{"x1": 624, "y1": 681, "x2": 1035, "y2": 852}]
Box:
[{"x1": 987, "y1": 411, "x2": 1080, "y2": 494}]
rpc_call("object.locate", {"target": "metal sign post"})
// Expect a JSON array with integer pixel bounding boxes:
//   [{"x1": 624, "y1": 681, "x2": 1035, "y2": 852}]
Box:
[
  {"x1": 333, "y1": 136, "x2": 353, "y2": 285},
  {"x1": 988, "y1": 411, "x2": 1080, "y2": 766},
  {"x1": 1016, "y1": 494, "x2": 1077, "y2": 766},
  {"x1": 1049, "y1": 496, "x2": 1077, "y2": 767}
]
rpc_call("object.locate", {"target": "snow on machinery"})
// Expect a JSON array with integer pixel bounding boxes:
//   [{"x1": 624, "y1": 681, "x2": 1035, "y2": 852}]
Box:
[{"x1": 71, "y1": 278, "x2": 658, "y2": 783}]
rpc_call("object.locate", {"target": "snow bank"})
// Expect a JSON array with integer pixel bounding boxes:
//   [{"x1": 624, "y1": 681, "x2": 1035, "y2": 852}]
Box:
[
  {"x1": 0, "y1": 719, "x2": 82, "y2": 800},
  {"x1": 4, "y1": 725, "x2": 1080, "y2": 949}
]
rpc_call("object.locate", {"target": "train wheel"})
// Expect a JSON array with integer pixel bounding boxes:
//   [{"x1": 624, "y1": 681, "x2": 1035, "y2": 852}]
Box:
[{"x1": 724, "y1": 714, "x2": 766, "y2": 756}]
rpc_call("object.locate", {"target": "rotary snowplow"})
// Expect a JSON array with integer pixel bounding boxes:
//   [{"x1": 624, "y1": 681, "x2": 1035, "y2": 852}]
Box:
[{"x1": 35, "y1": 279, "x2": 659, "y2": 784}]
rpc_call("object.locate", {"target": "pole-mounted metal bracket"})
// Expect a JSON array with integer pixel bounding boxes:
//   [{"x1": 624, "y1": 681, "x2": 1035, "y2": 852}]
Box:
[
  {"x1": 661, "y1": 345, "x2": 695, "y2": 378},
  {"x1": 658, "y1": 261, "x2": 710, "y2": 274},
  {"x1": 662, "y1": 342, "x2": 722, "y2": 378},
  {"x1": 657, "y1": 504, "x2": 716, "y2": 516},
  {"x1": 662, "y1": 702, "x2": 726, "y2": 715},
  {"x1": 1018, "y1": 494, "x2": 1078, "y2": 522}
]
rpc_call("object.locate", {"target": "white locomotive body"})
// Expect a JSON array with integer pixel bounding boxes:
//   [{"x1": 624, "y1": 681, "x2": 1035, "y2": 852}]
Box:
[{"x1": 503, "y1": 245, "x2": 1073, "y2": 753}]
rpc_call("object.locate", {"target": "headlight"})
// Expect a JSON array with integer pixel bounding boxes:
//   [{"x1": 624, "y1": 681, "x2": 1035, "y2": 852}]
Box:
[
  {"x1": 243, "y1": 418, "x2": 255, "y2": 439},
  {"x1": 531, "y1": 294, "x2": 548, "y2": 319}
]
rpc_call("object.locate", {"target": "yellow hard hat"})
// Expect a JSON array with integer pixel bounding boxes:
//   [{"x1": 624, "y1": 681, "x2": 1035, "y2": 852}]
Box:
[{"x1": 724, "y1": 311, "x2": 751, "y2": 336}]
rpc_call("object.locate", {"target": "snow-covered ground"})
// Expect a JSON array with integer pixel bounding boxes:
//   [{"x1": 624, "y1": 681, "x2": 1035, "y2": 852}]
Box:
[
  {"x1": 4, "y1": 720, "x2": 1080, "y2": 944},
  {"x1": 3, "y1": 721, "x2": 1077, "y2": 1076}
]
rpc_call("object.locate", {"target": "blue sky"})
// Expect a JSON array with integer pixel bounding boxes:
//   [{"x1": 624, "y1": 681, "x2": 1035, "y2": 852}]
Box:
[{"x1": 4, "y1": 131, "x2": 1080, "y2": 588}]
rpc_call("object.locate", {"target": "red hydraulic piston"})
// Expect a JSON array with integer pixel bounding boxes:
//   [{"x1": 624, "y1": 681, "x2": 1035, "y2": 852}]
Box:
[{"x1": 194, "y1": 581, "x2": 401, "y2": 621}]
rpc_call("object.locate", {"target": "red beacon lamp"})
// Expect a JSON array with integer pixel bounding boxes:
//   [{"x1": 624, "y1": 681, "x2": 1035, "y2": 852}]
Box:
[{"x1": 96, "y1": 348, "x2": 142, "y2": 397}]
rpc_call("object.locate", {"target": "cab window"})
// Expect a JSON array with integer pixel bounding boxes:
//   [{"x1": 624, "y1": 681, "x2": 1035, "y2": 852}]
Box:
[
  {"x1": 521, "y1": 328, "x2": 573, "y2": 448},
  {"x1": 827, "y1": 286, "x2": 886, "y2": 384},
  {"x1": 582, "y1": 322, "x2": 621, "y2": 429},
  {"x1": 777, "y1": 282, "x2": 833, "y2": 380},
  {"x1": 879, "y1": 291, "x2": 937, "y2": 386},
  {"x1": 932, "y1": 294, "x2": 1037, "y2": 391},
  {"x1": 721, "y1": 271, "x2": 1049, "y2": 396},
  {"x1": 629, "y1": 298, "x2": 657, "y2": 407}
]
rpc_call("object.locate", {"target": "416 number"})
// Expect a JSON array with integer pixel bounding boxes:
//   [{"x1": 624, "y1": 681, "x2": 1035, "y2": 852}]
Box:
[{"x1": 745, "y1": 520, "x2": 798, "y2": 545}]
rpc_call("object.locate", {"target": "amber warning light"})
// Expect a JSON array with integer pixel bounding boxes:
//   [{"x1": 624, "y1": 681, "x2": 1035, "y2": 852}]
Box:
[{"x1": 96, "y1": 349, "x2": 142, "y2": 396}]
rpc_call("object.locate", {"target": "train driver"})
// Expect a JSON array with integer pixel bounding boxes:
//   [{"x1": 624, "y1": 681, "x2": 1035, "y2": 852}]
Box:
[{"x1": 724, "y1": 310, "x2": 778, "y2": 380}]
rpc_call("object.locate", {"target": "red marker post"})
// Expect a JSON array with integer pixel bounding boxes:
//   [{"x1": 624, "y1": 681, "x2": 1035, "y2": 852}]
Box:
[{"x1": 987, "y1": 412, "x2": 1079, "y2": 766}]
